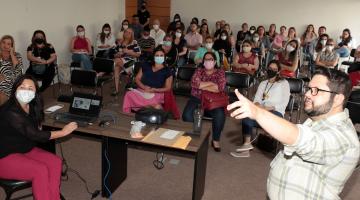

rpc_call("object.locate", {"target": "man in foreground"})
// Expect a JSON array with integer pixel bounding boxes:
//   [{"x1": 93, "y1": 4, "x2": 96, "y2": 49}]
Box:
[{"x1": 227, "y1": 67, "x2": 359, "y2": 199}]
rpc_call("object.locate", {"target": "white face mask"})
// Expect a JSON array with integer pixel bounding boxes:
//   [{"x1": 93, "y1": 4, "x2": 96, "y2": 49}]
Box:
[
  {"x1": 253, "y1": 37, "x2": 259, "y2": 42},
  {"x1": 175, "y1": 32, "x2": 182, "y2": 38},
  {"x1": 104, "y1": 30, "x2": 110, "y2": 34},
  {"x1": 16, "y1": 90, "x2": 35, "y2": 104},
  {"x1": 153, "y1": 24, "x2": 159, "y2": 30},
  {"x1": 320, "y1": 39, "x2": 327, "y2": 46},
  {"x1": 205, "y1": 43, "x2": 213, "y2": 49},
  {"x1": 326, "y1": 45, "x2": 334, "y2": 51},
  {"x1": 77, "y1": 31, "x2": 85, "y2": 37},
  {"x1": 250, "y1": 30, "x2": 255, "y2": 34},
  {"x1": 242, "y1": 46, "x2": 251, "y2": 53},
  {"x1": 286, "y1": 45, "x2": 295, "y2": 52},
  {"x1": 221, "y1": 36, "x2": 227, "y2": 40},
  {"x1": 122, "y1": 25, "x2": 128, "y2": 30}
]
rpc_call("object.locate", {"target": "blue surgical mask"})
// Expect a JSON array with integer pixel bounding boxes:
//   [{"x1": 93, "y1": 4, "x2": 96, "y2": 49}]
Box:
[
  {"x1": 154, "y1": 56, "x2": 165, "y2": 64},
  {"x1": 163, "y1": 41, "x2": 172, "y2": 46}
]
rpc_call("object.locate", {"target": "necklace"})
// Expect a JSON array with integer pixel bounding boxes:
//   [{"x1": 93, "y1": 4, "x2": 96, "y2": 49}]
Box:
[{"x1": 262, "y1": 81, "x2": 274, "y2": 101}]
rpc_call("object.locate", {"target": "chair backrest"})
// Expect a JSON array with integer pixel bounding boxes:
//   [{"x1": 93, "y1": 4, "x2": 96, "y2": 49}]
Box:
[
  {"x1": 347, "y1": 90, "x2": 360, "y2": 124},
  {"x1": 350, "y1": 48, "x2": 356, "y2": 58},
  {"x1": 92, "y1": 58, "x2": 114, "y2": 73},
  {"x1": 225, "y1": 72, "x2": 251, "y2": 89},
  {"x1": 286, "y1": 78, "x2": 304, "y2": 94},
  {"x1": 176, "y1": 65, "x2": 197, "y2": 81},
  {"x1": 70, "y1": 69, "x2": 97, "y2": 87}
]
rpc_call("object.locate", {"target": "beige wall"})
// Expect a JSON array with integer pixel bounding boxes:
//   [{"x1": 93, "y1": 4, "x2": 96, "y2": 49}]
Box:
[
  {"x1": 0, "y1": 0, "x2": 125, "y2": 68},
  {"x1": 171, "y1": 0, "x2": 360, "y2": 44}
]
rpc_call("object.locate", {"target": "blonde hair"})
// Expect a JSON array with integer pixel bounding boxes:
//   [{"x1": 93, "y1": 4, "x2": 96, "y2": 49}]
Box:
[{"x1": 1, "y1": 35, "x2": 14, "y2": 48}]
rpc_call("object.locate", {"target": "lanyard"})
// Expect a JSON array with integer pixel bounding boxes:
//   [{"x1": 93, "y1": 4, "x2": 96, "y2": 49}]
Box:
[{"x1": 262, "y1": 81, "x2": 274, "y2": 101}]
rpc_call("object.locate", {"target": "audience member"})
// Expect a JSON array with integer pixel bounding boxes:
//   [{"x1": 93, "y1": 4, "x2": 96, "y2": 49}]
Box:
[
  {"x1": 130, "y1": 14, "x2": 143, "y2": 40},
  {"x1": 313, "y1": 34, "x2": 330, "y2": 63},
  {"x1": 315, "y1": 38, "x2": 339, "y2": 68},
  {"x1": 230, "y1": 60, "x2": 290, "y2": 157},
  {"x1": 224, "y1": 23, "x2": 236, "y2": 48},
  {"x1": 173, "y1": 28, "x2": 187, "y2": 67},
  {"x1": 26, "y1": 30, "x2": 56, "y2": 92},
  {"x1": 161, "y1": 34, "x2": 178, "y2": 68},
  {"x1": 214, "y1": 20, "x2": 226, "y2": 39},
  {"x1": 275, "y1": 39, "x2": 299, "y2": 78},
  {"x1": 227, "y1": 67, "x2": 359, "y2": 200},
  {"x1": 336, "y1": 28, "x2": 356, "y2": 58},
  {"x1": 70, "y1": 25, "x2": 93, "y2": 70},
  {"x1": 137, "y1": 27, "x2": 155, "y2": 62},
  {"x1": 0, "y1": 74, "x2": 77, "y2": 200},
  {"x1": 0, "y1": 35, "x2": 22, "y2": 105},
  {"x1": 272, "y1": 25, "x2": 287, "y2": 49},
  {"x1": 116, "y1": 19, "x2": 130, "y2": 43},
  {"x1": 252, "y1": 33, "x2": 265, "y2": 59},
  {"x1": 186, "y1": 17, "x2": 200, "y2": 34},
  {"x1": 286, "y1": 27, "x2": 300, "y2": 44},
  {"x1": 167, "y1": 13, "x2": 185, "y2": 34},
  {"x1": 236, "y1": 23, "x2": 251, "y2": 52},
  {"x1": 257, "y1": 25, "x2": 271, "y2": 50},
  {"x1": 122, "y1": 47, "x2": 173, "y2": 113},
  {"x1": 232, "y1": 40, "x2": 259, "y2": 75},
  {"x1": 182, "y1": 52, "x2": 226, "y2": 152},
  {"x1": 185, "y1": 22, "x2": 203, "y2": 51},
  {"x1": 199, "y1": 23, "x2": 210, "y2": 44},
  {"x1": 95, "y1": 23, "x2": 116, "y2": 58},
  {"x1": 213, "y1": 30, "x2": 232, "y2": 63},
  {"x1": 150, "y1": 19, "x2": 166, "y2": 47},
  {"x1": 137, "y1": 1, "x2": 150, "y2": 29},
  {"x1": 266, "y1": 23, "x2": 277, "y2": 43},
  {"x1": 194, "y1": 36, "x2": 220, "y2": 66},
  {"x1": 113, "y1": 28, "x2": 141, "y2": 96},
  {"x1": 317, "y1": 26, "x2": 327, "y2": 37}
]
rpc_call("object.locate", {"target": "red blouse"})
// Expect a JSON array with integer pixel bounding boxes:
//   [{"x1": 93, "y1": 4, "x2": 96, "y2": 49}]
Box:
[{"x1": 191, "y1": 68, "x2": 226, "y2": 99}]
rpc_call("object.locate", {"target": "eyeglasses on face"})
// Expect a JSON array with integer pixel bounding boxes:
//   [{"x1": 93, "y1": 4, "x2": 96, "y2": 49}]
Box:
[
  {"x1": 204, "y1": 58, "x2": 214, "y2": 61},
  {"x1": 305, "y1": 86, "x2": 338, "y2": 96}
]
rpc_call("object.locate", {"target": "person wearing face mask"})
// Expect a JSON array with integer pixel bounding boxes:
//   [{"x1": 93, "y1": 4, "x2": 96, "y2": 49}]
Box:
[
  {"x1": 138, "y1": 27, "x2": 155, "y2": 62},
  {"x1": 95, "y1": 23, "x2": 116, "y2": 59},
  {"x1": 315, "y1": 39, "x2": 339, "y2": 69},
  {"x1": 150, "y1": 19, "x2": 166, "y2": 47},
  {"x1": 185, "y1": 22, "x2": 203, "y2": 51},
  {"x1": 230, "y1": 60, "x2": 290, "y2": 157},
  {"x1": 137, "y1": 1, "x2": 150, "y2": 29},
  {"x1": 26, "y1": 30, "x2": 57, "y2": 92},
  {"x1": 0, "y1": 74, "x2": 78, "y2": 200},
  {"x1": 236, "y1": 23, "x2": 251, "y2": 52},
  {"x1": 232, "y1": 40, "x2": 259, "y2": 75},
  {"x1": 116, "y1": 19, "x2": 130, "y2": 44},
  {"x1": 276, "y1": 39, "x2": 299, "y2": 78},
  {"x1": 167, "y1": 13, "x2": 185, "y2": 34},
  {"x1": 213, "y1": 30, "x2": 232, "y2": 66},
  {"x1": 161, "y1": 34, "x2": 178, "y2": 68},
  {"x1": 266, "y1": 24, "x2": 277, "y2": 43},
  {"x1": 252, "y1": 33, "x2": 265, "y2": 59},
  {"x1": 0, "y1": 35, "x2": 23, "y2": 105},
  {"x1": 182, "y1": 52, "x2": 226, "y2": 152},
  {"x1": 122, "y1": 47, "x2": 173, "y2": 113},
  {"x1": 257, "y1": 25, "x2": 271, "y2": 51},
  {"x1": 194, "y1": 36, "x2": 220, "y2": 66},
  {"x1": 172, "y1": 28, "x2": 187, "y2": 67},
  {"x1": 70, "y1": 25, "x2": 93, "y2": 70}
]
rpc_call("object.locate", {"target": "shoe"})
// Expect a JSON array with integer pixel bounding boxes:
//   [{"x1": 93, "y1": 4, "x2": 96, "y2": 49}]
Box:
[
  {"x1": 230, "y1": 151, "x2": 250, "y2": 158},
  {"x1": 211, "y1": 141, "x2": 221, "y2": 152},
  {"x1": 236, "y1": 143, "x2": 254, "y2": 152},
  {"x1": 111, "y1": 91, "x2": 119, "y2": 96}
]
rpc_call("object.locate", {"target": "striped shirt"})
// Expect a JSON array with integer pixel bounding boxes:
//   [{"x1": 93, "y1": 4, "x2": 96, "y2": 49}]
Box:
[
  {"x1": 0, "y1": 53, "x2": 23, "y2": 96},
  {"x1": 267, "y1": 110, "x2": 360, "y2": 200}
]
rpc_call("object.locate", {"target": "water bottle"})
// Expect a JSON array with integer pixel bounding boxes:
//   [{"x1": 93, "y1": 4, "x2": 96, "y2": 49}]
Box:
[{"x1": 193, "y1": 105, "x2": 203, "y2": 133}]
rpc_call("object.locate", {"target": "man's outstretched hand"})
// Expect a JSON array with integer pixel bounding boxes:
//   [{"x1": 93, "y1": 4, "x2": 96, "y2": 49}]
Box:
[{"x1": 227, "y1": 89, "x2": 259, "y2": 120}]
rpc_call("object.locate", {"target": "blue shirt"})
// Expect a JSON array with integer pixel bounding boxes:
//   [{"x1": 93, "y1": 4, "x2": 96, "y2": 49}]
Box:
[{"x1": 141, "y1": 62, "x2": 172, "y2": 88}]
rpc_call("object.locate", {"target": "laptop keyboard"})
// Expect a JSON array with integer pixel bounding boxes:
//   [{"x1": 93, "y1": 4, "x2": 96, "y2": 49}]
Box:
[{"x1": 55, "y1": 113, "x2": 95, "y2": 127}]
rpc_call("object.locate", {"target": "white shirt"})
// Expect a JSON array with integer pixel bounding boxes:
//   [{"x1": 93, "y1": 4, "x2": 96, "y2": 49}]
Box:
[
  {"x1": 95, "y1": 33, "x2": 116, "y2": 52},
  {"x1": 253, "y1": 79, "x2": 290, "y2": 116},
  {"x1": 150, "y1": 28, "x2": 166, "y2": 47}
]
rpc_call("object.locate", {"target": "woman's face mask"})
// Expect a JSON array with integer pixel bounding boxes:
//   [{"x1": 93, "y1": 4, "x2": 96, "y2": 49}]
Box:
[
  {"x1": 204, "y1": 60, "x2": 215, "y2": 70},
  {"x1": 16, "y1": 89, "x2": 35, "y2": 104},
  {"x1": 154, "y1": 56, "x2": 165, "y2": 64}
]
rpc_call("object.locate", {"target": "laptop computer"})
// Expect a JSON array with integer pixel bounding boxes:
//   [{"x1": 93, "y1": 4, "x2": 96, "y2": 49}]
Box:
[{"x1": 55, "y1": 92, "x2": 102, "y2": 126}]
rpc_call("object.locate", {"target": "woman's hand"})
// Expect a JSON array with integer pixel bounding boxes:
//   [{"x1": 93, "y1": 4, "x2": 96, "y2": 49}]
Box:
[{"x1": 62, "y1": 122, "x2": 78, "y2": 136}]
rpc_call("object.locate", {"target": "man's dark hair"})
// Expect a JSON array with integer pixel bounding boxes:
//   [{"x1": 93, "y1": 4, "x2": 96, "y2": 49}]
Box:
[{"x1": 313, "y1": 67, "x2": 352, "y2": 108}]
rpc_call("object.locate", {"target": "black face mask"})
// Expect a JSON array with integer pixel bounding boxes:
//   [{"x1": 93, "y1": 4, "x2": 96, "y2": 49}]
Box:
[
  {"x1": 267, "y1": 69, "x2": 278, "y2": 79},
  {"x1": 34, "y1": 38, "x2": 44, "y2": 45}
]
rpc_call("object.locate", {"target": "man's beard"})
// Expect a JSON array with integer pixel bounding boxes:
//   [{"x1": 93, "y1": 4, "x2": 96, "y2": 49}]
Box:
[{"x1": 304, "y1": 96, "x2": 335, "y2": 117}]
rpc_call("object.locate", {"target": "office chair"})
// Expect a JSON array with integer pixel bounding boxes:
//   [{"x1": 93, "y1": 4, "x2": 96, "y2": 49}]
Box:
[
  {"x1": 70, "y1": 69, "x2": 99, "y2": 95},
  {"x1": 0, "y1": 179, "x2": 65, "y2": 200},
  {"x1": 173, "y1": 64, "x2": 197, "y2": 96},
  {"x1": 225, "y1": 71, "x2": 251, "y2": 102},
  {"x1": 285, "y1": 78, "x2": 304, "y2": 123}
]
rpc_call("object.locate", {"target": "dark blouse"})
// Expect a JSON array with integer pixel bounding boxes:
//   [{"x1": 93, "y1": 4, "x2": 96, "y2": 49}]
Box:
[
  {"x1": 0, "y1": 101, "x2": 50, "y2": 158},
  {"x1": 27, "y1": 44, "x2": 56, "y2": 69},
  {"x1": 140, "y1": 62, "x2": 172, "y2": 88},
  {"x1": 173, "y1": 38, "x2": 186, "y2": 55},
  {"x1": 213, "y1": 39, "x2": 232, "y2": 58}
]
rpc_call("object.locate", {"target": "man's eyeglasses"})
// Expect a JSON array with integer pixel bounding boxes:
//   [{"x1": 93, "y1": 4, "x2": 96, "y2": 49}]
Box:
[{"x1": 305, "y1": 86, "x2": 338, "y2": 96}]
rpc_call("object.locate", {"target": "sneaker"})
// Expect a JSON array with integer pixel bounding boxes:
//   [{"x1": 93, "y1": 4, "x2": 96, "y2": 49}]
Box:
[
  {"x1": 236, "y1": 143, "x2": 254, "y2": 152},
  {"x1": 230, "y1": 151, "x2": 250, "y2": 158}
]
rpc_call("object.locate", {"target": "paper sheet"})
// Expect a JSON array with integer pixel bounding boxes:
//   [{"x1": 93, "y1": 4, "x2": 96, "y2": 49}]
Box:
[{"x1": 160, "y1": 130, "x2": 180, "y2": 140}]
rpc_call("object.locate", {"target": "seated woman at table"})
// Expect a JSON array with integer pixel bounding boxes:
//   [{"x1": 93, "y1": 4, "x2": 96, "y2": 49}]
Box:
[
  {"x1": 182, "y1": 52, "x2": 226, "y2": 152},
  {"x1": 232, "y1": 40, "x2": 259, "y2": 75},
  {"x1": 70, "y1": 25, "x2": 93, "y2": 70},
  {"x1": 26, "y1": 30, "x2": 57, "y2": 92},
  {"x1": 0, "y1": 74, "x2": 77, "y2": 200},
  {"x1": 122, "y1": 47, "x2": 173, "y2": 113},
  {"x1": 0, "y1": 35, "x2": 23, "y2": 105},
  {"x1": 275, "y1": 39, "x2": 299, "y2": 78}
]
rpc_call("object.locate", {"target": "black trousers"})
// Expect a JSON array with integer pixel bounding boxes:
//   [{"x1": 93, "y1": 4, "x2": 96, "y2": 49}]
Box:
[{"x1": 26, "y1": 64, "x2": 55, "y2": 92}]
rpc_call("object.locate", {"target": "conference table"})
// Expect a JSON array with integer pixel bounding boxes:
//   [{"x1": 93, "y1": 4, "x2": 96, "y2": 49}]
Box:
[{"x1": 42, "y1": 101, "x2": 211, "y2": 200}]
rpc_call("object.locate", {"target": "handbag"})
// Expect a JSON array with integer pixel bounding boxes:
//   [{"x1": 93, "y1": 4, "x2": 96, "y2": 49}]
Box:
[{"x1": 201, "y1": 90, "x2": 229, "y2": 110}]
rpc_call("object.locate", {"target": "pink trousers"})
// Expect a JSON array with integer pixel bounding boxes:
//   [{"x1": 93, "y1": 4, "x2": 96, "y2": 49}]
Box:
[
  {"x1": 122, "y1": 89, "x2": 164, "y2": 113},
  {"x1": 0, "y1": 147, "x2": 62, "y2": 200}
]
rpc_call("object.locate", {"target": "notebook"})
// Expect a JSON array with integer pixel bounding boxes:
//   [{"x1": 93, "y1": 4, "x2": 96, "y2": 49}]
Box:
[{"x1": 54, "y1": 92, "x2": 102, "y2": 126}]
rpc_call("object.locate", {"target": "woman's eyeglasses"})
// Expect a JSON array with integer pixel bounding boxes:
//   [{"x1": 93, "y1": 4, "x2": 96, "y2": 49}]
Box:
[{"x1": 305, "y1": 86, "x2": 338, "y2": 96}]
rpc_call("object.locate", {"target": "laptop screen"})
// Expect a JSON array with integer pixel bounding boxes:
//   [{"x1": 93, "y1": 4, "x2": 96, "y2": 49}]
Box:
[{"x1": 69, "y1": 93, "x2": 102, "y2": 117}]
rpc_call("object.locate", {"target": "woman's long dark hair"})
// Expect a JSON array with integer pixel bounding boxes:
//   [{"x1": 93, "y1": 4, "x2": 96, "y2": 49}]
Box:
[
  {"x1": 6, "y1": 74, "x2": 44, "y2": 127},
  {"x1": 267, "y1": 60, "x2": 283, "y2": 82},
  {"x1": 285, "y1": 39, "x2": 299, "y2": 62},
  {"x1": 31, "y1": 30, "x2": 49, "y2": 48},
  {"x1": 342, "y1": 28, "x2": 352, "y2": 45},
  {"x1": 315, "y1": 34, "x2": 329, "y2": 52},
  {"x1": 100, "y1": 23, "x2": 111, "y2": 44}
]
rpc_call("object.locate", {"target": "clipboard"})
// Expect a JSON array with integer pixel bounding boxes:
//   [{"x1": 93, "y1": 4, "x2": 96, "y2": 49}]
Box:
[{"x1": 142, "y1": 128, "x2": 184, "y2": 147}]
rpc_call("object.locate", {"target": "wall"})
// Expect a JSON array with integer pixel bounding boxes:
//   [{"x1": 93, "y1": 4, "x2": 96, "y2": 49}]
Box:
[
  {"x1": 0, "y1": 0, "x2": 125, "y2": 68},
  {"x1": 171, "y1": 0, "x2": 360, "y2": 44}
]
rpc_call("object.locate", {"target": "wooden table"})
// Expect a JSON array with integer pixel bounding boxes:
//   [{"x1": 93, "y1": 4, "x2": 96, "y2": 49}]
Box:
[{"x1": 43, "y1": 102, "x2": 211, "y2": 200}]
